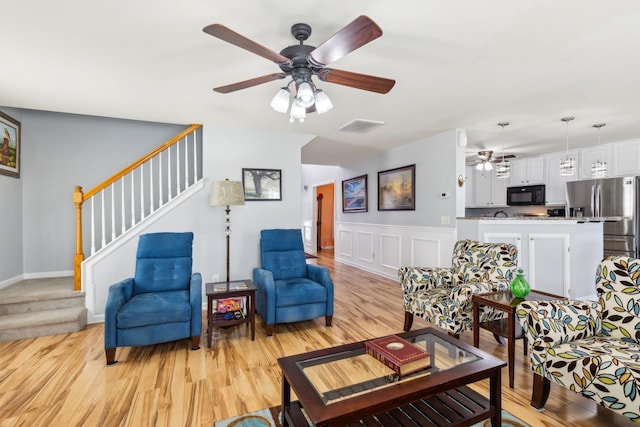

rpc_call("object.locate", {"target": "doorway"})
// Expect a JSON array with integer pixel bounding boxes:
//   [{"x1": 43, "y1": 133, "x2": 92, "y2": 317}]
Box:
[{"x1": 315, "y1": 183, "x2": 335, "y2": 255}]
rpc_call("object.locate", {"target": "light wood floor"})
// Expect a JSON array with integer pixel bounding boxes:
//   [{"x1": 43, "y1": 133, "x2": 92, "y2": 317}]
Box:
[{"x1": 0, "y1": 251, "x2": 635, "y2": 426}]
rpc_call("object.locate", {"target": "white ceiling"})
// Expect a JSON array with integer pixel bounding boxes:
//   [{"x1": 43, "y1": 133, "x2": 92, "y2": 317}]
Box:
[{"x1": 2, "y1": 1, "x2": 640, "y2": 166}]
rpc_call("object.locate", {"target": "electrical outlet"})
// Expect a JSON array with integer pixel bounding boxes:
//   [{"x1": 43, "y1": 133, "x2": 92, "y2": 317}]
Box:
[{"x1": 212, "y1": 274, "x2": 220, "y2": 282}]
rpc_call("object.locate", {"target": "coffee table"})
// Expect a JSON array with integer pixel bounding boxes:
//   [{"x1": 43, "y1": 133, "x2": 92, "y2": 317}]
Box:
[
  {"x1": 472, "y1": 289, "x2": 565, "y2": 388},
  {"x1": 205, "y1": 279, "x2": 256, "y2": 347},
  {"x1": 278, "y1": 327, "x2": 506, "y2": 427}
]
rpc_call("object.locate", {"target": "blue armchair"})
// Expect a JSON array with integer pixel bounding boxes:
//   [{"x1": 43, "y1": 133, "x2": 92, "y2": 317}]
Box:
[
  {"x1": 253, "y1": 229, "x2": 334, "y2": 336},
  {"x1": 104, "y1": 232, "x2": 202, "y2": 365}
]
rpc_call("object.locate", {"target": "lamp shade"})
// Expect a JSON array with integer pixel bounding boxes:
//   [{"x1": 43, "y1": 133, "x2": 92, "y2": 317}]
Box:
[
  {"x1": 270, "y1": 87, "x2": 290, "y2": 113},
  {"x1": 210, "y1": 180, "x2": 245, "y2": 207}
]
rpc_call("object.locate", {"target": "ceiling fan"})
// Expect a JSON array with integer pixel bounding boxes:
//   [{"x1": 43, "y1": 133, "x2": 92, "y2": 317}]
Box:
[
  {"x1": 473, "y1": 150, "x2": 515, "y2": 171},
  {"x1": 203, "y1": 16, "x2": 395, "y2": 121}
]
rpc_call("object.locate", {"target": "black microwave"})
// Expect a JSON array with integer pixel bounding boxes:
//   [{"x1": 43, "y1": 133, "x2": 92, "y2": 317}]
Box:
[{"x1": 507, "y1": 184, "x2": 546, "y2": 206}]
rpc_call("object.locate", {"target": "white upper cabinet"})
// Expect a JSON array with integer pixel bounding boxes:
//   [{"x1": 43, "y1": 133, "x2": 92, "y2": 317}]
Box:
[
  {"x1": 508, "y1": 157, "x2": 544, "y2": 186},
  {"x1": 611, "y1": 139, "x2": 640, "y2": 177},
  {"x1": 579, "y1": 145, "x2": 611, "y2": 179},
  {"x1": 544, "y1": 150, "x2": 580, "y2": 206},
  {"x1": 474, "y1": 168, "x2": 507, "y2": 207}
]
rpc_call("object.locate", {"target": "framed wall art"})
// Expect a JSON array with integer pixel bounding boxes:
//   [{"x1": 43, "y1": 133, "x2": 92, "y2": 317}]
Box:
[
  {"x1": 378, "y1": 164, "x2": 415, "y2": 211},
  {"x1": 342, "y1": 174, "x2": 368, "y2": 213},
  {"x1": 0, "y1": 111, "x2": 20, "y2": 178},
  {"x1": 242, "y1": 168, "x2": 282, "y2": 201}
]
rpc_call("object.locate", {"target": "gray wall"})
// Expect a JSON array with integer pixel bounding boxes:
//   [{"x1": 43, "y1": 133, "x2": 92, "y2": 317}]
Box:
[
  {"x1": 302, "y1": 129, "x2": 464, "y2": 230},
  {"x1": 0, "y1": 107, "x2": 313, "y2": 290},
  {"x1": 0, "y1": 107, "x2": 184, "y2": 283},
  {"x1": 0, "y1": 107, "x2": 23, "y2": 281}
]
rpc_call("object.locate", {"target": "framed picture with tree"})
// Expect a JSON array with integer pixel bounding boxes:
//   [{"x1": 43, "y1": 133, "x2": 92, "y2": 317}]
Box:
[{"x1": 242, "y1": 168, "x2": 282, "y2": 201}]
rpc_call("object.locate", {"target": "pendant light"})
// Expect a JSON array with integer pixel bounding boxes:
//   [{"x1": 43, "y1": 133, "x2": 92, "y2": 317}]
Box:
[
  {"x1": 495, "y1": 122, "x2": 511, "y2": 179},
  {"x1": 559, "y1": 116, "x2": 576, "y2": 176},
  {"x1": 590, "y1": 123, "x2": 607, "y2": 178}
]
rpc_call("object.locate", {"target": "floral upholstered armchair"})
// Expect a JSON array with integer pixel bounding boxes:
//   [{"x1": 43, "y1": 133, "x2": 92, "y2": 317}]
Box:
[
  {"x1": 516, "y1": 256, "x2": 640, "y2": 423},
  {"x1": 398, "y1": 239, "x2": 518, "y2": 338}
]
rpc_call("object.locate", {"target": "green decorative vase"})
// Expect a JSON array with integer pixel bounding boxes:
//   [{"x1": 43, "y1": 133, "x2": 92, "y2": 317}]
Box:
[{"x1": 510, "y1": 268, "x2": 530, "y2": 298}]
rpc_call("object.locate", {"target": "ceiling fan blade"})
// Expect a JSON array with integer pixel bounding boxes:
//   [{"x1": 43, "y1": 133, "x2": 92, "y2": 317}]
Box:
[
  {"x1": 203, "y1": 24, "x2": 292, "y2": 65},
  {"x1": 308, "y1": 15, "x2": 383, "y2": 67},
  {"x1": 213, "y1": 73, "x2": 287, "y2": 93},
  {"x1": 317, "y1": 68, "x2": 395, "y2": 94}
]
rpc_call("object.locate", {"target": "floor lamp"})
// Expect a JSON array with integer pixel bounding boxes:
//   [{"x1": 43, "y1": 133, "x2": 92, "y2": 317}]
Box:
[{"x1": 210, "y1": 179, "x2": 245, "y2": 282}]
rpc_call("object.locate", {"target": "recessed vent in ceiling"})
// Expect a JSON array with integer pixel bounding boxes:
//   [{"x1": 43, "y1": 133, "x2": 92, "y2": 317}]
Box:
[{"x1": 338, "y1": 119, "x2": 385, "y2": 134}]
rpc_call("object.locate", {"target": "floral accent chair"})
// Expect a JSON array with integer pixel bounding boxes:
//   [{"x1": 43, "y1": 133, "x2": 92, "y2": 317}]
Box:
[
  {"x1": 516, "y1": 256, "x2": 640, "y2": 423},
  {"x1": 398, "y1": 239, "x2": 518, "y2": 338}
]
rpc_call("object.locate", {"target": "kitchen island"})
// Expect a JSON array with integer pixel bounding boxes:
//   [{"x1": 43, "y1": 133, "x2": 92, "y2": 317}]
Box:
[{"x1": 457, "y1": 217, "x2": 603, "y2": 299}]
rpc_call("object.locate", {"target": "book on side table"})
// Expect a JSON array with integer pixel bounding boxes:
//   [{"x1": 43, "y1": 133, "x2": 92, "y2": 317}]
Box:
[{"x1": 365, "y1": 335, "x2": 431, "y2": 377}]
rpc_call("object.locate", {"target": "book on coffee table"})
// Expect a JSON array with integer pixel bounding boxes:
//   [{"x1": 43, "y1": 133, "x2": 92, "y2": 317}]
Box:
[{"x1": 365, "y1": 335, "x2": 431, "y2": 377}]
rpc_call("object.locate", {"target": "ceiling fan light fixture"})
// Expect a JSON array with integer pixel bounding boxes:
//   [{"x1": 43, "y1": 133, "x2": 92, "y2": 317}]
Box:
[
  {"x1": 295, "y1": 82, "x2": 315, "y2": 108},
  {"x1": 270, "y1": 87, "x2": 291, "y2": 113},
  {"x1": 475, "y1": 162, "x2": 483, "y2": 171},
  {"x1": 484, "y1": 161, "x2": 493, "y2": 171},
  {"x1": 314, "y1": 89, "x2": 333, "y2": 114},
  {"x1": 289, "y1": 101, "x2": 306, "y2": 123}
]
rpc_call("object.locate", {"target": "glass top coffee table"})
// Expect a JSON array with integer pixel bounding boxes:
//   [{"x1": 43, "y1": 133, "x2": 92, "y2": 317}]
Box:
[{"x1": 278, "y1": 327, "x2": 506, "y2": 427}]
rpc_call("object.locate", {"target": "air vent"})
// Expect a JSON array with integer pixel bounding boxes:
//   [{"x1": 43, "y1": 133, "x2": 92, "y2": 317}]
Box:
[{"x1": 338, "y1": 119, "x2": 385, "y2": 134}]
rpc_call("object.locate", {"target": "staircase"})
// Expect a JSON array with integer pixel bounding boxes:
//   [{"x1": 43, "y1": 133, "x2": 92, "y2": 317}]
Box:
[{"x1": 0, "y1": 277, "x2": 87, "y2": 342}]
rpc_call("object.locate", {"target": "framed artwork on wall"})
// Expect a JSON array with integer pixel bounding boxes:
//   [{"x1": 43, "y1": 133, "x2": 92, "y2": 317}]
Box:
[
  {"x1": 0, "y1": 111, "x2": 20, "y2": 178},
  {"x1": 242, "y1": 168, "x2": 282, "y2": 201},
  {"x1": 378, "y1": 164, "x2": 415, "y2": 211},
  {"x1": 342, "y1": 174, "x2": 368, "y2": 213}
]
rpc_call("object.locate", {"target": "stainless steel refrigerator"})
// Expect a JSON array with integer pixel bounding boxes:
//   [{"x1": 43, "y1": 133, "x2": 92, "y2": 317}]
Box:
[{"x1": 566, "y1": 176, "x2": 638, "y2": 257}]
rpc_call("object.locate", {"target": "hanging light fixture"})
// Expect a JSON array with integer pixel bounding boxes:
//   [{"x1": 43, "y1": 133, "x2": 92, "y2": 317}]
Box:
[
  {"x1": 591, "y1": 123, "x2": 607, "y2": 178},
  {"x1": 559, "y1": 116, "x2": 576, "y2": 176},
  {"x1": 496, "y1": 122, "x2": 511, "y2": 179},
  {"x1": 270, "y1": 73, "x2": 333, "y2": 122}
]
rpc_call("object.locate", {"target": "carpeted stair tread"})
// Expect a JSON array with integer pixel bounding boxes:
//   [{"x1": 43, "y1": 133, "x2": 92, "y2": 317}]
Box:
[{"x1": 0, "y1": 307, "x2": 86, "y2": 330}]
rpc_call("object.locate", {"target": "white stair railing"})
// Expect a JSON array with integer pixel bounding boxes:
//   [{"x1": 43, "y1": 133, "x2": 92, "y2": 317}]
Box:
[{"x1": 73, "y1": 124, "x2": 202, "y2": 290}]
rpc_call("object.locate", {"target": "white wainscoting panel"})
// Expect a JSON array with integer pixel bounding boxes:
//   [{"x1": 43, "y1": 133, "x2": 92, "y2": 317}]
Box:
[
  {"x1": 380, "y1": 234, "x2": 401, "y2": 270},
  {"x1": 410, "y1": 237, "x2": 441, "y2": 267},
  {"x1": 335, "y1": 222, "x2": 456, "y2": 280},
  {"x1": 356, "y1": 231, "x2": 374, "y2": 263},
  {"x1": 337, "y1": 229, "x2": 353, "y2": 258}
]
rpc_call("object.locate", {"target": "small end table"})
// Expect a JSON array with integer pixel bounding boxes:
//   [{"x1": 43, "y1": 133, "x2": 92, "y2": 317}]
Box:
[
  {"x1": 205, "y1": 279, "x2": 256, "y2": 347},
  {"x1": 472, "y1": 289, "x2": 566, "y2": 388}
]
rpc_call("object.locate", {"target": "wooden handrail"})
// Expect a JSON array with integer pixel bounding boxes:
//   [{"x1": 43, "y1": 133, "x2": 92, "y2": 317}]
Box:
[
  {"x1": 83, "y1": 123, "x2": 202, "y2": 201},
  {"x1": 73, "y1": 123, "x2": 202, "y2": 290}
]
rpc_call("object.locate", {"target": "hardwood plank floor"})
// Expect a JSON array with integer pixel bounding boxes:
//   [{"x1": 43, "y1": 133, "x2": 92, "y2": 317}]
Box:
[{"x1": 0, "y1": 250, "x2": 635, "y2": 426}]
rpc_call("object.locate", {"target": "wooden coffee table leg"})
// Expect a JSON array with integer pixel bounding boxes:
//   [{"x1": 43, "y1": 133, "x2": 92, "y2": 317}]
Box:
[
  {"x1": 490, "y1": 367, "x2": 502, "y2": 426},
  {"x1": 281, "y1": 375, "x2": 291, "y2": 427}
]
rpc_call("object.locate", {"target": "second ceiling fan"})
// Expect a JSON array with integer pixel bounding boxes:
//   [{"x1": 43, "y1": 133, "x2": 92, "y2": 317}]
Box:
[{"x1": 203, "y1": 15, "x2": 395, "y2": 121}]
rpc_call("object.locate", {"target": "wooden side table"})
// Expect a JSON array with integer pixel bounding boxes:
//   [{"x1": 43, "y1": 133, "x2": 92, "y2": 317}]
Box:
[
  {"x1": 472, "y1": 289, "x2": 566, "y2": 388},
  {"x1": 205, "y1": 279, "x2": 256, "y2": 347}
]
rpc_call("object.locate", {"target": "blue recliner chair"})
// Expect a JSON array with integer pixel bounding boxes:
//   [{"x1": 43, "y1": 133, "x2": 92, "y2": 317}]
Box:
[
  {"x1": 104, "y1": 232, "x2": 202, "y2": 365},
  {"x1": 253, "y1": 229, "x2": 334, "y2": 336}
]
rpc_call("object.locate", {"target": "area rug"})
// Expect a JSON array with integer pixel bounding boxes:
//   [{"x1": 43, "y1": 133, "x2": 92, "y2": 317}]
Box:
[{"x1": 214, "y1": 406, "x2": 529, "y2": 427}]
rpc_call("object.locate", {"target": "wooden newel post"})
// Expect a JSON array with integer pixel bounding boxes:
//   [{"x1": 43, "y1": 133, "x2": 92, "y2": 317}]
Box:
[{"x1": 73, "y1": 186, "x2": 85, "y2": 291}]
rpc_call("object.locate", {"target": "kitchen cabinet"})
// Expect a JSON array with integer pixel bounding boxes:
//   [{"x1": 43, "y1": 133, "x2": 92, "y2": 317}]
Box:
[
  {"x1": 611, "y1": 138, "x2": 640, "y2": 177},
  {"x1": 474, "y1": 169, "x2": 507, "y2": 207},
  {"x1": 544, "y1": 150, "x2": 580, "y2": 206},
  {"x1": 457, "y1": 218, "x2": 603, "y2": 299},
  {"x1": 479, "y1": 231, "x2": 568, "y2": 296},
  {"x1": 579, "y1": 145, "x2": 611, "y2": 179},
  {"x1": 508, "y1": 157, "x2": 544, "y2": 186}
]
